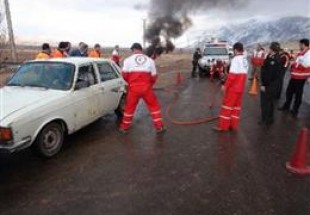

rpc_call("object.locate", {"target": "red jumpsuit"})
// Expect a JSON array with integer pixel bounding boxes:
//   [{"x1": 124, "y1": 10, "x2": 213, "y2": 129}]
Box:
[
  {"x1": 217, "y1": 54, "x2": 248, "y2": 131},
  {"x1": 210, "y1": 60, "x2": 226, "y2": 81},
  {"x1": 120, "y1": 53, "x2": 164, "y2": 131},
  {"x1": 111, "y1": 49, "x2": 121, "y2": 66}
]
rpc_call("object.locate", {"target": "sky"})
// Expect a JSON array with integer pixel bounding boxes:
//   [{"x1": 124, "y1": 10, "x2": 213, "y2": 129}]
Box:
[{"x1": 3, "y1": 0, "x2": 310, "y2": 47}]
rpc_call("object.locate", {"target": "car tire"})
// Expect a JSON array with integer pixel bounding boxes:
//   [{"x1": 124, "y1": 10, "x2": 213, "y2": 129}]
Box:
[
  {"x1": 115, "y1": 94, "x2": 126, "y2": 119},
  {"x1": 32, "y1": 122, "x2": 64, "y2": 158}
]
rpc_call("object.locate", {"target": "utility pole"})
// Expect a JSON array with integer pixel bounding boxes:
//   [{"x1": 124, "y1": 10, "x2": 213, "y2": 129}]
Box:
[
  {"x1": 4, "y1": 0, "x2": 17, "y2": 62},
  {"x1": 143, "y1": 18, "x2": 146, "y2": 49}
]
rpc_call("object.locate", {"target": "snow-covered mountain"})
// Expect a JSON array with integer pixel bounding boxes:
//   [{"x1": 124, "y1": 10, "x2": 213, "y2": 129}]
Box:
[{"x1": 197, "y1": 16, "x2": 310, "y2": 46}]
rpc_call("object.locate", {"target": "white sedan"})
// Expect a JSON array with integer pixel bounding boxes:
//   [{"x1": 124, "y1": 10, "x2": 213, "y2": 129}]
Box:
[{"x1": 0, "y1": 58, "x2": 126, "y2": 157}]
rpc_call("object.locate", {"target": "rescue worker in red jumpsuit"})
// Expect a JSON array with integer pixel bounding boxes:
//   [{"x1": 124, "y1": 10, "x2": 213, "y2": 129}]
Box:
[
  {"x1": 250, "y1": 43, "x2": 266, "y2": 80},
  {"x1": 213, "y1": 42, "x2": 248, "y2": 132},
  {"x1": 119, "y1": 43, "x2": 165, "y2": 134},
  {"x1": 210, "y1": 60, "x2": 226, "y2": 82},
  {"x1": 279, "y1": 38, "x2": 310, "y2": 117}
]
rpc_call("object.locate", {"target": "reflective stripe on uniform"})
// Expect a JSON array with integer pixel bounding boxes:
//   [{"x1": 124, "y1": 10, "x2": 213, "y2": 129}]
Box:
[
  {"x1": 222, "y1": 105, "x2": 233, "y2": 110},
  {"x1": 220, "y1": 115, "x2": 231, "y2": 120},
  {"x1": 151, "y1": 111, "x2": 161, "y2": 115}
]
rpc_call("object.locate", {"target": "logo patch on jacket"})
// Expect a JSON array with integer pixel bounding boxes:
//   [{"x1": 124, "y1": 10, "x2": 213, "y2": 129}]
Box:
[{"x1": 135, "y1": 55, "x2": 147, "y2": 65}]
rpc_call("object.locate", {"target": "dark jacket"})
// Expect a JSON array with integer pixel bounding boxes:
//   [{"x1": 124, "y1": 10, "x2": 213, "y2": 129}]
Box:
[
  {"x1": 70, "y1": 48, "x2": 88, "y2": 57},
  {"x1": 192, "y1": 50, "x2": 202, "y2": 64},
  {"x1": 261, "y1": 53, "x2": 282, "y2": 97}
]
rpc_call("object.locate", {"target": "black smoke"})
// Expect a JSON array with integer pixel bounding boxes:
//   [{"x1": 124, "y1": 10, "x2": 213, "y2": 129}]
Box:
[{"x1": 145, "y1": 0, "x2": 247, "y2": 57}]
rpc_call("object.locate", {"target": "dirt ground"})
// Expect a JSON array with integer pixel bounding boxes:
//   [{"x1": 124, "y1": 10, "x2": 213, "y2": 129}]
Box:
[{"x1": 0, "y1": 49, "x2": 192, "y2": 87}]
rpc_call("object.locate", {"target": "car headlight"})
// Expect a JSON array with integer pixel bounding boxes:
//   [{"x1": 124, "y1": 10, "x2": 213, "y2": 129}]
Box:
[{"x1": 0, "y1": 127, "x2": 13, "y2": 142}]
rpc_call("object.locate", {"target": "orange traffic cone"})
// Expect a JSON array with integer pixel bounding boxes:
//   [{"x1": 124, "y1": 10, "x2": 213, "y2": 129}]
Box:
[
  {"x1": 176, "y1": 72, "x2": 183, "y2": 85},
  {"x1": 286, "y1": 128, "x2": 310, "y2": 175},
  {"x1": 249, "y1": 78, "x2": 259, "y2": 95}
]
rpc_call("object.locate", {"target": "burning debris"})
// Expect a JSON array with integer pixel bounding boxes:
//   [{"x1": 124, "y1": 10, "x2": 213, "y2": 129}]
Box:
[{"x1": 145, "y1": 0, "x2": 247, "y2": 57}]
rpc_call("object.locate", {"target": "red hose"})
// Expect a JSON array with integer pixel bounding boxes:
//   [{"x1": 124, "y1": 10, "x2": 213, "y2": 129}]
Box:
[{"x1": 163, "y1": 78, "x2": 221, "y2": 126}]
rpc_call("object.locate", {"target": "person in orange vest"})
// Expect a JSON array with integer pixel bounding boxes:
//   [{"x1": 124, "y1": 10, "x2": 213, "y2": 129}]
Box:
[
  {"x1": 111, "y1": 45, "x2": 121, "y2": 66},
  {"x1": 89, "y1": 44, "x2": 102, "y2": 58},
  {"x1": 51, "y1": 42, "x2": 68, "y2": 58},
  {"x1": 213, "y1": 42, "x2": 249, "y2": 132},
  {"x1": 279, "y1": 38, "x2": 310, "y2": 117},
  {"x1": 250, "y1": 43, "x2": 266, "y2": 80},
  {"x1": 35, "y1": 43, "x2": 51, "y2": 60},
  {"x1": 119, "y1": 43, "x2": 165, "y2": 134}
]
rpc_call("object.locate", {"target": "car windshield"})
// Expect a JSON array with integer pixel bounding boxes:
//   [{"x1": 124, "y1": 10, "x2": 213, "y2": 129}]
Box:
[
  {"x1": 203, "y1": 48, "x2": 228, "y2": 56},
  {"x1": 7, "y1": 62, "x2": 75, "y2": 91}
]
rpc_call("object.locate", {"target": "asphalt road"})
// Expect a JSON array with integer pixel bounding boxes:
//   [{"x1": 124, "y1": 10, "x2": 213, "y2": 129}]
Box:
[{"x1": 0, "y1": 76, "x2": 309, "y2": 215}]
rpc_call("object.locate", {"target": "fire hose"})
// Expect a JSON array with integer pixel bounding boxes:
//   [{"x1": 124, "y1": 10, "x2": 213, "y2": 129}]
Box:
[{"x1": 161, "y1": 76, "x2": 222, "y2": 126}]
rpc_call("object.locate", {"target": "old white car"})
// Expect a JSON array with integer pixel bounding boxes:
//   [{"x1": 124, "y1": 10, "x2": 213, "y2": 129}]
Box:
[{"x1": 0, "y1": 58, "x2": 126, "y2": 157}]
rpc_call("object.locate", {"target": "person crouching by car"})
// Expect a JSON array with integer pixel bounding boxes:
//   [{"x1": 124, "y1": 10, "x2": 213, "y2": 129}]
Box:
[
  {"x1": 213, "y1": 42, "x2": 249, "y2": 132},
  {"x1": 259, "y1": 42, "x2": 282, "y2": 125}
]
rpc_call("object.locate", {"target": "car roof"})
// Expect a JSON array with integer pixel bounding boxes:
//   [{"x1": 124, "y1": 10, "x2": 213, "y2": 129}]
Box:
[{"x1": 29, "y1": 57, "x2": 113, "y2": 66}]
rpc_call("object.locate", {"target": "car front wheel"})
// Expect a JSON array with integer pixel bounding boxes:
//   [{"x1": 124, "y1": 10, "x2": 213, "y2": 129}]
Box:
[
  {"x1": 32, "y1": 122, "x2": 64, "y2": 158},
  {"x1": 115, "y1": 94, "x2": 126, "y2": 119}
]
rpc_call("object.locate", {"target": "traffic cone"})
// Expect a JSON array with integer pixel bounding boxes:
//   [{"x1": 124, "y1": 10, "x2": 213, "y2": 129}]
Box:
[
  {"x1": 176, "y1": 72, "x2": 182, "y2": 85},
  {"x1": 249, "y1": 78, "x2": 259, "y2": 95},
  {"x1": 286, "y1": 128, "x2": 310, "y2": 175}
]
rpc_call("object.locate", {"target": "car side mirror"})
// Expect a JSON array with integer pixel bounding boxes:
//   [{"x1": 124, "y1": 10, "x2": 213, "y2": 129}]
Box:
[{"x1": 74, "y1": 79, "x2": 89, "y2": 90}]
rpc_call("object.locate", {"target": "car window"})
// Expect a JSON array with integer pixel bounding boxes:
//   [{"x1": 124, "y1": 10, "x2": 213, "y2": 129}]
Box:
[
  {"x1": 77, "y1": 65, "x2": 98, "y2": 86},
  {"x1": 7, "y1": 62, "x2": 75, "y2": 91},
  {"x1": 97, "y1": 62, "x2": 119, "y2": 82}
]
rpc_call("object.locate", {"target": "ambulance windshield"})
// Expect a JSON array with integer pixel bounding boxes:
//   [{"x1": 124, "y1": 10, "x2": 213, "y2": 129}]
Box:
[{"x1": 203, "y1": 48, "x2": 228, "y2": 56}]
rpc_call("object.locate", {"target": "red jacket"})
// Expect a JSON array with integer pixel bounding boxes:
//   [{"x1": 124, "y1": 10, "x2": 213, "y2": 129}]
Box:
[
  {"x1": 290, "y1": 49, "x2": 310, "y2": 80},
  {"x1": 225, "y1": 55, "x2": 248, "y2": 93},
  {"x1": 122, "y1": 53, "x2": 157, "y2": 88},
  {"x1": 251, "y1": 49, "x2": 266, "y2": 66}
]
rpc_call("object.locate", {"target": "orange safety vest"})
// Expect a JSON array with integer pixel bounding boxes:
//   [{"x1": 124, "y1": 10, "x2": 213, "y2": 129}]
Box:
[
  {"x1": 89, "y1": 50, "x2": 101, "y2": 58},
  {"x1": 51, "y1": 49, "x2": 65, "y2": 58},
  {"x1": 35, "y1": 52, "x2": 50, "y2": 60}
]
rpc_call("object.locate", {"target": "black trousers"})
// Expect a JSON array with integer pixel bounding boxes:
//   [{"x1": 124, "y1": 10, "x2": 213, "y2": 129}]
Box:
[
  {"x1": 192, "y1": 62, "x2": 198, "y2": 77},
  {"x1": 276, "y1": 69, "x2": 287, "y2": 99},
  {"x1": 261, "y1": 91, "x2": 275, "y2": 124},
  {"x1": 282, "y1": 79, "x2": 306, "y2": 113}
]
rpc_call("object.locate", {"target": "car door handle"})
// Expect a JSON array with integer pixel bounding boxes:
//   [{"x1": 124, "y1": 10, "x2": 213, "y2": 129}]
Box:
[{"x1": 111, "y1": 87, "x2": 120, "y2": 93}]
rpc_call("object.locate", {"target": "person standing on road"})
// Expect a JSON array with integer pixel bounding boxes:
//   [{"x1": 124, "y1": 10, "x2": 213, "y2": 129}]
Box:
[
  {"x1": 89, "y1": 44, "x2": 102, "y2": 58},
  {"x1": 119, "y1": 43, "x2": 165, "y2": 134},
  {"x1": 213, "y1": 42, "x2": 249, "y2": 132},
  {"x1": 69, "y1": 42, "x2": 89, "y2": 57},
  {"x1": 35, "y1": 43, "x2": 51, "y2": 60},
  {"x1": 278, "y1": 39, "x2": 310, "y2": 117},
  {"x1": 276, "y1": 48, "x2": 290, "y2": 99},
  {"x1": 192, "y1": 48, "x2": 202, "y2": 78},
  {"x1": 250, "y1": 43, "x2": 266, "y2": 80},
  {"x1": 51, "y1": 42, "x2": 68, "y2": 58},
  {"x1": 112, "y1": 45, "x2": 121, "y2": 66},
  {"x1": 260, "y1": 42, "x2": 282, "y2": 125}
]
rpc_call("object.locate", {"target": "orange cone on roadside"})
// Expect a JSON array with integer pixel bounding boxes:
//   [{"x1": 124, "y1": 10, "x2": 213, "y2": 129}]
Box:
[
  {"x1": 249, "y1": 78, "x2": 259, "y2": 95},
  {"x1": 286, "y1": 128, "x2": 310, "y2": 175},
  {"x1": 176, "y1": 72, "x2": 183, "y2": 85}
]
